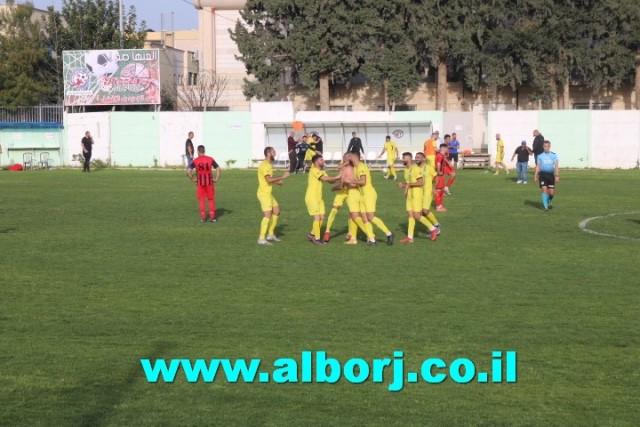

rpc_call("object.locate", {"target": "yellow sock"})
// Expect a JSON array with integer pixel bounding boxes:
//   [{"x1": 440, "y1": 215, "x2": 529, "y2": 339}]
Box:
[
  {"x1": 268, "y1": 214, "x2": 279, "y2": 236},
  {"x1": 364, "y1": 222, "x2": 375, "y2": 240},
  {"x1": 408, "y1": 217, "x2": 416, "y2": 238},
  {"x1": 348, "y1": 218, "x2": 357, "y2": 238},
  {"x1": 426, "y1": 211, "x2": 439, "y2": 226},
  {"x1": 354, "y1": 217, "x2": 369, "y2": 238},
  {"x1": 326, "y1": 208, "x2": 338, "y2": 231},
  {"x1": 312, "y1": 220, "x2": 321, "y2": 239},
  {"x1": 389, "y1": 166, "x2": 396, "y2": 178},
  {"x1": 371, "y1": 217, "x2": 390, "y2": 235},
  {"x1": 419, "y1": 216, "x2": 434, "y2": 230},
  {"x1": 259, "y1": 217, "x2": 270, "y2": 239}
]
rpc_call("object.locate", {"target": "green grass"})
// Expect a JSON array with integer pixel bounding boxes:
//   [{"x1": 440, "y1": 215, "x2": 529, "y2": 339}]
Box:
[{"x1": 1, "y1": 167, "x2": 639, "y2": 426}]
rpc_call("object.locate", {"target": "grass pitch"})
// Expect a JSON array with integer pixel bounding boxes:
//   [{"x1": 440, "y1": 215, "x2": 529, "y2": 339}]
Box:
[{"x1": 1, "y1": 167, "x2": 639, "y2": 426}]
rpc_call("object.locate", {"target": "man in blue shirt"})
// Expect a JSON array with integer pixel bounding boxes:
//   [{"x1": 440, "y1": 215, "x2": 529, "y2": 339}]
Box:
[
  {"x1": 534, "y1": 140, "x2": 560, "y2": 211},
  {"x1": 448, "y1": 132, "x2": 460, "y2": 170}
]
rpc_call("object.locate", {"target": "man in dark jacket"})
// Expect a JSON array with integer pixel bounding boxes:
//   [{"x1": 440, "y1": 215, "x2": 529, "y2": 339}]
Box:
[
  {"x1": 532, "y1": 129, "x2": 545, "y2": 164},
  {"x1": 287, "y1": 132, "x2": 298, "y2": 173},
  {"x1": 347, "y1": 132, "x2": 365, "y2": 158}
]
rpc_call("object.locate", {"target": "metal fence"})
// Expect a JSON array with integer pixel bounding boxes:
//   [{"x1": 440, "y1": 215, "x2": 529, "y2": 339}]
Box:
[{"x1": 0, "y1": 105, "x2": 64, "y2": 123}]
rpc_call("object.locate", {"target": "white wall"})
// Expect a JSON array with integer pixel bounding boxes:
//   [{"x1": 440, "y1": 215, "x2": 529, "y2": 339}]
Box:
[
  {"x1": 159, "y1": 112, "x2": 203, "y2": 167},
  {"x1": 591, "y1": 111, "x2": 640, "y2": 169},
  {"x1": 64, "y1": 112, "x2": 111, "y2": 165},
  {"x1": 487, "y1": 111, "x2": 538, "y2": 162}
]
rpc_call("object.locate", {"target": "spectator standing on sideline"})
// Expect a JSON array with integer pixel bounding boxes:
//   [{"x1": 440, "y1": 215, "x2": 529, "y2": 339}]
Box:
[
  {"x1": 295, "y1": 137, "x2": 310, "y2": 173},
  {"x1": 185, "y1": 131, "x2": 195, "y2": 170},
  {"x1": 347, "y1": 132, "x2": 365, "y2": 158},
  {"x1": 81, "y1": 131, "x2": 93, "y2": 172},
  {"x1": 532, "y1": 130, "x2": 545, "y2": 164},
  {"x1": 287, "y1": 132, "x2": 298, "y2": 173},
  {"x1": 448, "y1": 133, "x2": 460, "y2": 170},
  {"x1": 511, "y1": 140, "x2": 533, "y2": 184}
]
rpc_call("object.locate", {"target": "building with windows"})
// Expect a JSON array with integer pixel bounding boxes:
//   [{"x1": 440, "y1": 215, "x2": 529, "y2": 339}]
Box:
[{"x1": 179, "y1": 0, "x2": 638, "y2": 114}]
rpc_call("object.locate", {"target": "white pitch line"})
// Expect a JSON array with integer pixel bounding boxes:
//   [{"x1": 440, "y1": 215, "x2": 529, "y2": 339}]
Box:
[{"x1": 578, "y1": 211, "x2": 640, "y2": 241}]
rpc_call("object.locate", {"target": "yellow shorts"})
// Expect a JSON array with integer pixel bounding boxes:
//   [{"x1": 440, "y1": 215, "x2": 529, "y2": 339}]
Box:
[
  {"x1": 332, "y1": 191, "x2": 348, "y2": 208},
  {"x1": 257, "y1": 192, "x2": 278, "y2": 212},
  {"x1": 426, "y1": 155, "x2": 436, "y2": 176},
  {"x1": 422, "y1": 191, "x2": 433, "y2": 210},
  {"x1": 347, "y1": 189, "x2": 362, "y2": 213},
  {"x1": 360, "y1": 191, "x2": 377, "y2": 213},
  {"x1": 305, "y1": 198, "x2": 325, "y2": 216},
  {"x1": 304, "y1": 149, "x2": 316, "y2": 162},
  {"x1": 406, "y1": 195, "x2": 423, "y2": 213},
  {"x1": 496, "y1": 155, "x2": 504, "y2": 163}
]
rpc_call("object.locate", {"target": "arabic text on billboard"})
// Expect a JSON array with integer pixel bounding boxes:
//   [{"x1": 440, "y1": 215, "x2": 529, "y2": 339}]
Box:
[{"x1": 63, "y1": 49, "x2": 160, "y2": 106}]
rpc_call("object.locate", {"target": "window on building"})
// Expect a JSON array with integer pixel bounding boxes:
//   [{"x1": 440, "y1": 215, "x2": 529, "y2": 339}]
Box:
[
  {"x1": 317, "y1": 105, "x2": 353, "y2": 111},
  {"x1": 395, "y1": 104, "x2": 417, "y2": 111},
  {"x1": 206, "y1": 106, "x2": 230, "y2": 111},
  {"x1": 573, "y1": 102, "x2": 611, "y2": 110}
]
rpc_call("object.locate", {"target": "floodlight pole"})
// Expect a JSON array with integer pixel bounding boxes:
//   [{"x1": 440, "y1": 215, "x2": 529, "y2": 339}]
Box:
[{"x1": 119, "y1": 0, "x2": 124, "y2": 48}]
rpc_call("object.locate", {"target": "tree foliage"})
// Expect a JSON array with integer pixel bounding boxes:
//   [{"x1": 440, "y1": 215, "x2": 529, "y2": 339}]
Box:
[
  {"x1": 233, "y1": 0, "x2": 640, "y2": 110},
  {"x1": 0, "y1": 1, "x2": 55, "y2": 108},
  {"x1": 165, "y1": 70, "x2": 229, "y2": 112}
]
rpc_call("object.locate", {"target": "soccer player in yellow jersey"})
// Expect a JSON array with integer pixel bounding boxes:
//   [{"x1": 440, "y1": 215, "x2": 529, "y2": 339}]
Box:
[
  {"x1": 378, "y1": 135, "x2": 399, "y2": 180},
  {"x1": 397, "y1": 152, "x2": 438, "y2": 243},
  {"x1": 305, "y1": 154, "x2": 340, "y2": 245},
  {"x1": 340, "y1": 153, "x2": 377, "y2": 246},
  {"x1": 495, "y1": 133, "x2": 509, "y2": 175},
  {"x1": 346, "y1": 152, "x2": 394, "y2": 246},
  {"x1": 416, "y1": 152, "x2": 441, "y2": 235},
  {"x1": 324, "y1": 153, "x2": 352, "y2": 242},
  {"x1": 257, "y1": 147, "x2": 290, "y2": 245}
]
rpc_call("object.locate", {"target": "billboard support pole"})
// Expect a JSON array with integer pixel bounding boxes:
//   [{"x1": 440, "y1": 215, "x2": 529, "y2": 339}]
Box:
[{"x1": 119, "y1": 0, "x2": 124, "y2": 48}]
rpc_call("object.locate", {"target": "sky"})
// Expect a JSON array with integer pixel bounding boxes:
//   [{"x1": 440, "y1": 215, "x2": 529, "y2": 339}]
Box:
[{"x1": 26, "y1": 0, "x2": 199, "y2": 31}]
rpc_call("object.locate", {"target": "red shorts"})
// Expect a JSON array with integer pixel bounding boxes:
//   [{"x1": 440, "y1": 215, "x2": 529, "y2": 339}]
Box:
[
  {"x1": 435, "y1": 175, "x2": 446, "y2": 189},
  {"x1": 444, "y1": 166, "x2": 454, "y2": 175},
  {"x1": 197, "y1": 185, "x2": 215, "y2": 199}
]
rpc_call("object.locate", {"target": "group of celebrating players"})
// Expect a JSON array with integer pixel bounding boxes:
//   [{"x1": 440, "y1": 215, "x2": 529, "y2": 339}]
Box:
[
  {"x1": 185, "y1": 127, "x2": 560, "y2": 244},
  {"x1": 255, "y1": 131, "x2": 460, "y2": 246}
]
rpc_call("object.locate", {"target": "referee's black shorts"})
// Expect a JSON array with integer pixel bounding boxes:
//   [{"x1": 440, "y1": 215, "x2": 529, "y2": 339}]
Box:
[{"x1": 538, "y1": 172, "x2": 555, "y2": 188}]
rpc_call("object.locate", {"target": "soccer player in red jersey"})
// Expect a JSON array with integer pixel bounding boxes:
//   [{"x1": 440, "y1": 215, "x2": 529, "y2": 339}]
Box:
[
  {"x1": 187, "y1": 145, "x2": 221, "y2": 222},
  {"x1": 435, "y1": 143, "x2": 451, "y2": 212}
]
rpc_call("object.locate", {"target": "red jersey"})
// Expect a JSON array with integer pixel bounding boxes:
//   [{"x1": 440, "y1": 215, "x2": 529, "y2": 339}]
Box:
[
  {"x1": 192, "y1": 155, "x2": 219, "y2": 187},
  {"x1": 436, "y1": 152, "x2": 447, "y2": 175}
]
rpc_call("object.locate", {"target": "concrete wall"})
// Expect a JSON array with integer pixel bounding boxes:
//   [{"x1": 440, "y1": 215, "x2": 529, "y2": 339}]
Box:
[
  {"x1": 1, "y1": 128, "x2": 64, "y2": 168},
  {"x1": 25, "y1": 106, "x2": 638, "y2": 170},
  {"x1": 488, "y1": 110, "x2": 640, "y2": 168},
  {"x1": 62, "y1": 110, "x2": 253, "y2": 168}
]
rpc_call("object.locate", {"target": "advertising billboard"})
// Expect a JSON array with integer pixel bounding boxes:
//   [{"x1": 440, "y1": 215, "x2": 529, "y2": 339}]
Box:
[{"x1": 63, "y1": 49, "x2": 160, "y2": 106}]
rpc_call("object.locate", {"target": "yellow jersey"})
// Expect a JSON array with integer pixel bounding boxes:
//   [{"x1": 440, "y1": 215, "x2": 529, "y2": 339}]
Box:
[
  {"x1": 421, "y1": 164, "x2": 436, "y2": 195},
  {"x1": 404, "y1": 165, "x2": 424, "y2": 199},
  {"x1": 383, "y1": 141, "x2": 398, "y2": 161},
  {"x1": 355, "y1": 162, "x2": 374, "y2": 196},
  {"x1": 305, "y1": 166, "x2": 326, "y2": 201},
  {"x1": 257, "y1": 160, "x2": 273, "y2": 194}
]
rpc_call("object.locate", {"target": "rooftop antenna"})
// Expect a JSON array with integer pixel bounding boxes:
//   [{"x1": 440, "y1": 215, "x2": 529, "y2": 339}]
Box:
[{"x1": 160, "y1": 13, "x2": 164, "y2": 46}]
